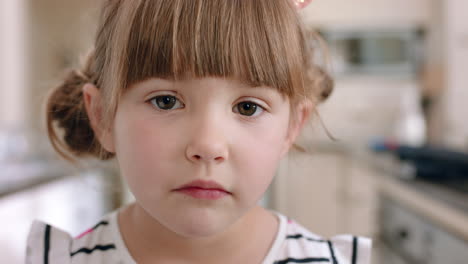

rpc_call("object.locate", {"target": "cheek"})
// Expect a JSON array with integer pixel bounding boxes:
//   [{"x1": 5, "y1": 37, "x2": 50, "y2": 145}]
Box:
[
  {"x1": 233, "y1": 118, "x2": 289, "y2": 197},
  {"x1": 113, "y1": 114, "x2": 180, "y2": 192},
  {"x1": 242, "y1": 130, "x2": 284, "y2": 169},
  {"x1": 238, "y1": 145, "x2": 281, "y2": 193}
]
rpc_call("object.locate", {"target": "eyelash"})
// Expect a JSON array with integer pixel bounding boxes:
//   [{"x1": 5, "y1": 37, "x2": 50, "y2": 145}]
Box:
[{"x1": 148, "y1": 95, "x2": 266, "y2": 118}]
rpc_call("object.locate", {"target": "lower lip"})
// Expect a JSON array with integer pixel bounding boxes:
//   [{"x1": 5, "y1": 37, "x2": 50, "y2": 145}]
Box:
[{"x1": 175, "y1": 187, "x2": 229, "y2": 200}]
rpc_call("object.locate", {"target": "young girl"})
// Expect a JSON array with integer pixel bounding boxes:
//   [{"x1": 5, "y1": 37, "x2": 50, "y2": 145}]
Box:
[{"x1": 27, "y1": 0, "x2": 371, "y2": 263}]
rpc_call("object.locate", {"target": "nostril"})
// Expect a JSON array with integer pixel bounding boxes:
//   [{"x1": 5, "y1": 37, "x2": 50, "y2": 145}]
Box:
[{"x1": 192, "y1": 155, "x2": 224, "y2": 162}]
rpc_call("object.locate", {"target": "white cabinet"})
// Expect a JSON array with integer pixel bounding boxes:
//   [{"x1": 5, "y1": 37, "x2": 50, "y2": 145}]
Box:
[
  {"x1": 272, "y1": 151, "x2": 342, "y2": 237},
  {"x1": 272, "y1": 150, "x2": 378, "y2": 238},
  {"x1": 300, "y1": 0, "x2": 431, "y2": 27},
  {"x1": 342, "y1": 160, "x2": 379, "y2": 236},
  {"x1": 443, "y1": 0, "x2": 468, "y2": 150}
]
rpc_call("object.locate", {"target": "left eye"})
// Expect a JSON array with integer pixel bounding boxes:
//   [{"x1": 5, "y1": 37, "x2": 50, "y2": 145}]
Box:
[
  {"x1": 234, "y1": 101, "x2": 265, "y2": 117},
  {"x1": 149, "y1": 95, "x2": 183, "y2": 110}
]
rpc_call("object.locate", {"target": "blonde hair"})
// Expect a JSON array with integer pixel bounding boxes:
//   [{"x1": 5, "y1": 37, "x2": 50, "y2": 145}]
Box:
[{"x1": 46, "y1": 0, "x2": 333, "y2": 161}]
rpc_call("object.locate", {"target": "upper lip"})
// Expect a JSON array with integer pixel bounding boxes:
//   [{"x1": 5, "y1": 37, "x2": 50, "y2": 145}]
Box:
[{"x1": 174, "y1": 180, "x2": 230, "y2": 193}]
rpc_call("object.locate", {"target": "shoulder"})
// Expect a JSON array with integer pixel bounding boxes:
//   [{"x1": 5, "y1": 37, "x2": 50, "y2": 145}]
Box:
[
  {"x1": 26, "y1": 220, "x2": 73, "y2": 263},
  {"x1": 26, "y1": 212, "x2": 129, "y2": 264},
  {"x1": 271, "y1": 213, "x2": 372, "y2": 264}
]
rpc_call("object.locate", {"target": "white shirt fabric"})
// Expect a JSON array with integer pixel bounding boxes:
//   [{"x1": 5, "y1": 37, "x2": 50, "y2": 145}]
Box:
[{"x1": 26, "y1": 210, "x2": 372, "y2": 264}]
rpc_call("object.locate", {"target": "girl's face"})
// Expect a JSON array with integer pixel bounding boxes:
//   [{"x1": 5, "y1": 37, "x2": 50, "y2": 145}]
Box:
[{"x1": 104, "y1": 77, "x2": 302, "y2": 238}]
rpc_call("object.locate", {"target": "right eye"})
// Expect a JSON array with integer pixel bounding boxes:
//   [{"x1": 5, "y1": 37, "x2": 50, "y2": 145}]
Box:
[{"x1": 149, "y1": 95, "x2": 184, "y2": 110}]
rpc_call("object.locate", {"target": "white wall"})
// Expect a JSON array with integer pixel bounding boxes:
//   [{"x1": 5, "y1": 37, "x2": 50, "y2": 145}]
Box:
[{"x1": 0, "y1": 0, "x2": 28, "y2": 128}]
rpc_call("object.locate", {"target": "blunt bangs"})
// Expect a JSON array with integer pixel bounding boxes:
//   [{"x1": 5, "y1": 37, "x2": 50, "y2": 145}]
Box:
[{"x1": 115, "y1": 0, "x2": 308, "y2": 99}]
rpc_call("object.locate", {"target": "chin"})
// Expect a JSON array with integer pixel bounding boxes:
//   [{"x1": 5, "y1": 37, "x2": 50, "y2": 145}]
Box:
[
  {"x1": 157, "y1": 207, "x2": 239, "y2": 239},
  {"x1": 137, "y1": 197, "x2": 248, "y2": 239},
  {"x1": 172, "y1": 213, "x2": 234, "y2": 238}
]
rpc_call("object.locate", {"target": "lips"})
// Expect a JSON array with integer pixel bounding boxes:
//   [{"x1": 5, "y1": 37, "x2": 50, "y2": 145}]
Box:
[{"x1": 173, "y1": 180, "x2": 231, "y2": 200}]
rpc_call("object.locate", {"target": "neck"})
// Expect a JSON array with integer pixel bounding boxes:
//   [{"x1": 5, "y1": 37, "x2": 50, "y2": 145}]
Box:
[{"x1": 118, "y1": 203, "x2": 278, "y2": 263}]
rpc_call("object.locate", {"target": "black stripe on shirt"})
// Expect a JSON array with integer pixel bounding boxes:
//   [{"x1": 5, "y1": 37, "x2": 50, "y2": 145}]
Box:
[
  {"x1": 70, "y1": 244, "x2": 116, "y2": 257},
  {"x1": 352, "y1": 236, "x2": 358, "y2": 264},
  {"x1": 91, "y1": 220, "x2": 109, "y2": 231},
  {"x1": 44, "y1": 225, "x2": 51, "y2": 264},
  {"x1": 327, "y1": 240, "x2": 338, "y2": 264},
  {"x1": 274, "y1": 257, "x2": 331, "y2": 264},
  {"x1": 286, "y1": 234, "x2": 328, "y2": 243}
]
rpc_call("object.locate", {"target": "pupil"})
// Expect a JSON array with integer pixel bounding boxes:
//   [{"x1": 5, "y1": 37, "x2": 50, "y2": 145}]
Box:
[
  {"x1": 158, "y1": 96, "x2": 175, "y2": 109},
  {"x1": 240, "y1": 102, "x2": 256, "y2": 116}
]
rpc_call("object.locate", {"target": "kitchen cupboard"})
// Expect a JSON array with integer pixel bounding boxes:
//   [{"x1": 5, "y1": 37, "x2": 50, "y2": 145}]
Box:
[
  {"x1": 378, "y1": 176, "x2": 468, "y2": 264},
  {"x1": 300, "y1": 0, "x2": 431, "y2": 27},
  {"x1": 443, "y1": 0, "x2": 468, "y2": 150},
  {"x1": 272, "y1": 148, "x2": 378, "y2": 238},
  {"x1": 272, "y1": 151, "x2": 342, "y2": 237}
]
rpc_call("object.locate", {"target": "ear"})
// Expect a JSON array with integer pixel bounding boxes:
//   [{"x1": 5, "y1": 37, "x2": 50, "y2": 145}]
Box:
[
  {"x1": 280, "y1": 100, "x2": 313, "y2": 158},
  {"x1": 82, "y1": 83, "x2": 115, "y2": 153}
]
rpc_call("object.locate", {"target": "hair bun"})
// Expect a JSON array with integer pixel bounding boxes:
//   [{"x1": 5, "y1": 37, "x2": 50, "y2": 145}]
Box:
[
  {"x1": 308, "y1": 66, "x2": 334, "y2": 103},
  {"x1": 317, "y1": 67, "x2": 334, "y2": 102},
  {"x1": 46, "y1": 68, "x2": 112, "y2": 161}
]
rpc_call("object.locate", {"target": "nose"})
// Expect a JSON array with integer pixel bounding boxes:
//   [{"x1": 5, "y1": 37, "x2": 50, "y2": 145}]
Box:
[{"x1": 185, "y1": 115, "x2": 229, "y2": 164}]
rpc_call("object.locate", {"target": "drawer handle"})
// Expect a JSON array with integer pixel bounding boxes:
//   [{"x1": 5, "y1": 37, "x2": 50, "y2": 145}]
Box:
[{"x1": 396, "y1": 228, "x2": 410, "y2": 241}]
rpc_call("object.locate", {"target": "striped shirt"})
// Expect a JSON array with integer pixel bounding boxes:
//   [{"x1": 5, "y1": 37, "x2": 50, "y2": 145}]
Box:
[{"x1": 26, "y1": 211, "x2": 372, "y2": 264}]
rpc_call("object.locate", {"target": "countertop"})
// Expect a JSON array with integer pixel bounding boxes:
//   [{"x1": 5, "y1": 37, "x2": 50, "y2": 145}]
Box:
[
  {"x1": 0, "y1": 160, "x2": 71, "y2": 198},
  {"x1": 378, "y1": 175, "x2": 468, "y2": 242},
  {"x1": 0, "y1": 159, "x2": 117, "y2": 199},
  {"x1": 357, "y1": 146, "x2": 468, "y2": 242}
]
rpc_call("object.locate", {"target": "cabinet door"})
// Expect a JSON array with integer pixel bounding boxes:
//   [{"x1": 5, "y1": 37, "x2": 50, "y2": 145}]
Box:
[
  {"x1": 430, "y1": 226, "x2": 468, "y2": 264},
  {"x1": 378, "y1": 243, "x2": 411, "y2": 264},
  {"x1": 272, "y1": 151, "x2": 381, "y2": 237},
  {"x1": 444, "y1": 0, "x2": 468, "y2": 149},
  {"x1": 342, "y1": 160, "x2": 379, "y2": 237},
  {"x1": 272, "y1": 152, "x2": 342, "y2": 237},
  {"x1": 301, "y1": 0, "x2": 430, "y2": 26}
]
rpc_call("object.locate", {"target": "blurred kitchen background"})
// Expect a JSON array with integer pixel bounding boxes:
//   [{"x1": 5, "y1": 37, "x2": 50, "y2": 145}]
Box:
[{"x1": 1, "y1": 0, "x2": 467, "y2": 263}]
